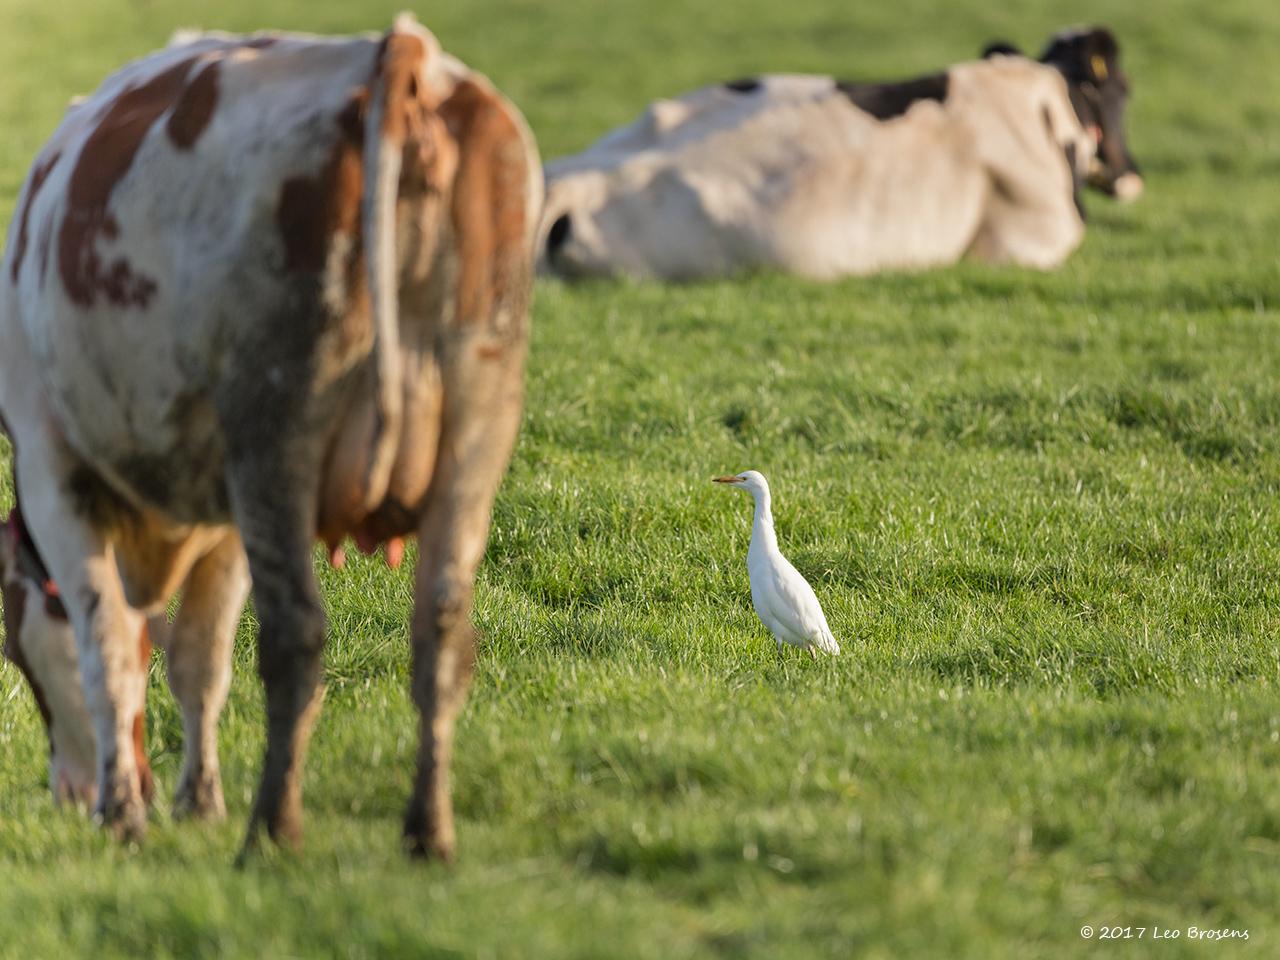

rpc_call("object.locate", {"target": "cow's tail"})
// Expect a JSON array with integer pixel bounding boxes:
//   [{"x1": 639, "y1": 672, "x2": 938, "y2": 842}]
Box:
[{"x1": 359, "y1": 24, "x2": 426, "y2": 511}]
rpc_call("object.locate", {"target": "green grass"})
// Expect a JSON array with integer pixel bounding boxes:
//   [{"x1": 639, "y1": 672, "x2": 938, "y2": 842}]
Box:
[{"x1": 3, "y1": 0, "x2": 1280, "y2": 956}]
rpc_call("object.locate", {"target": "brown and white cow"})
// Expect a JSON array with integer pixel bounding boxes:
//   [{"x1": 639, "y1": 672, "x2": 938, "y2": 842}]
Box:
[
  {"x1": 539, "y1": 26, "x2": 1141, "y2": 280},
  {"x1": 0, "y1": 13, "x2": 541, "y2": 861}
]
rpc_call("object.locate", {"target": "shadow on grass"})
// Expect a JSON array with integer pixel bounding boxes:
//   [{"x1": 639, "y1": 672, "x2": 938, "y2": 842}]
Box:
[
  {"x1": 923, "y1": 624, "x2": 1177, "y2": 696},
  {"x1": 1104, "y1": 386, "x2": 1264, "y2": 464},
  {"x1": 569, "y1": 826, "x2": 842, "y2": 893}
]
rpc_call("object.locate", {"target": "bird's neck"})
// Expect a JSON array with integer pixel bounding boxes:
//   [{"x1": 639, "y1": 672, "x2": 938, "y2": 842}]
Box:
[{"x1": 748, "y1": 492, "x2": 779, "y2": 557}]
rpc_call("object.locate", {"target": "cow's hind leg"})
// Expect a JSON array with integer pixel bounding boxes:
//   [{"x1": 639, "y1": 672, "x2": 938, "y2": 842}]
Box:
[
  {"x1": 404, "y1": 372, "x2": 525, "y2": 862},
  {"x1": 163, "y1": 532, "x2": 249, "y2": 820},
  {"x1": 15, "y1": 456, "x2": 149, "y2": 839},
  {"x1": 230, "y1": 459, "x2": 326, "y2": 854}
]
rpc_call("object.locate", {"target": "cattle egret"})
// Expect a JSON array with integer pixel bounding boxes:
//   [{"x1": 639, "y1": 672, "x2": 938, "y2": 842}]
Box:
[{"x1": 714, "y1": 471, "x2": 840, "y2": 657}]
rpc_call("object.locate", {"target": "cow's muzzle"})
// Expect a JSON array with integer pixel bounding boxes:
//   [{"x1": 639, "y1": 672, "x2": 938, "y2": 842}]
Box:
[{"x1": 1088, "y1": 161, "x2": 1144, "y2": 202}]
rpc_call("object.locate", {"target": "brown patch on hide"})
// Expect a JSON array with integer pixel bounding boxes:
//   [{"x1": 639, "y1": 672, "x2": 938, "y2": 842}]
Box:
[
  {"x1": 166, "y1": 60, "x2": 220, "y2": 150},
  {"x1": 438, "y1": 79, "x2": 530, "y2": 327},
  {"x1": 11, "y1": 151, "x2": 62, "y2": 283},
  {"x1": 115, "y1": 520, "x2": 228, "y2": 615},
  {"x1": 275, "y1": 95, "x2": 366, "y2": 274},
  {"x1": 65, "y1": 466, "x2": 221, "y2": 612},
  {"x1": 383, "y1": 34, "x2": 453, "y2": 197},
  {"x1": 376, "y1": 32, "x2": 429, "y2": 141},
  {"x1": 134, "y1": 620, "x2": 154, "y2": 804},
  {"x1": 59, "y1": 58, "x2": 202, "y2": 309}
]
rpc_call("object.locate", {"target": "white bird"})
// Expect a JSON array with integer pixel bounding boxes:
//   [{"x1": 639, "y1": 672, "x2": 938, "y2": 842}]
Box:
[{"x1": 713, "y1": 470, "x2": 840, "y2": 657}]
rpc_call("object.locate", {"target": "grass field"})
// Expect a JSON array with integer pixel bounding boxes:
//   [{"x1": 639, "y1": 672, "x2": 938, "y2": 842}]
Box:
[{"x1": 2, "y1": 0, "x2": 1280, "y2": 956}]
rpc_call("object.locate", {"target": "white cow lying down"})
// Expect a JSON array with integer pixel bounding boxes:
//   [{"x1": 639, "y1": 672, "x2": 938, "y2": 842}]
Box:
[{"x1": 541, "y1": 27, "x2": 1142, "y2": 280}]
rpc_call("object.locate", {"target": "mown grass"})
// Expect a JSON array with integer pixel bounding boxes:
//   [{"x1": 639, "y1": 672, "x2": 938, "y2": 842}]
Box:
[{"x1": 2, "y1": 0, "x2": 1280, "y2": 956}]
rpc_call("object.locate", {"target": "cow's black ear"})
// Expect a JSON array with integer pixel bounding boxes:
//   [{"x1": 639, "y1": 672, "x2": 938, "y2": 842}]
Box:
[
  {"x1": 1083, "y1": 28, "x2": 1121, "y2": 82},
  {"x1": 982, "y1": 41, "x2": 1022, "y2": 58},
  {"x1": 1040, "y1": 27, "x2": 1120, "y2": 80}
]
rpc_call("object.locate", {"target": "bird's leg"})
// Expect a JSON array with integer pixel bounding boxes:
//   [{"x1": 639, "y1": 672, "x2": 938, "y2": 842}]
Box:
[
  {"x1": 776, "y1": 637, "x2": 783, "y2": 658},
  {"x1": 809, "y1": 646, "x2": 817, "y2": 661}
]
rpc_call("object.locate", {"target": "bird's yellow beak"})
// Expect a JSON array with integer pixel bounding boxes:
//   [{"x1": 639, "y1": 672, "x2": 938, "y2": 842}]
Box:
[{"x1": 712, "y1": 476, "x2": 740, "y2": 484}]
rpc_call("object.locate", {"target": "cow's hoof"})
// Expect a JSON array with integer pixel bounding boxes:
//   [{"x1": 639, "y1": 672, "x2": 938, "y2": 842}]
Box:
[
  {"x1": 99, "y1": 799, "x2": 148, "y2": 844},
  {"x1": 113, "y1": 812, "x2": 148, "y2": 844},
  {"x1": 402, "y1": 831, "x2": 455, "y2": 864},
  {"x1": 96, "y1": 778, "x2": 148, "y2": 843},
  {"x1": 242, "y1": 807, "x2": 303, "y2": 851},
  {"x1": 173, "y1": 774, "x2": 226, "y2": 821},
  {"x1": 402, "y1": 809, "x2": 455, "y2": 863},
  {"x1": 236, "y1": 811, "x2": 303, "y2": 867},
  {"x1": 268, "y1": 813, "x2": 304, "y2": 850}
]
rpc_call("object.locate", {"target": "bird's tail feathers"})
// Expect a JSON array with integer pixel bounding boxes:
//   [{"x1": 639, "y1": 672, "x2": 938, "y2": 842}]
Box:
[{"x1": 816, "y1": 628, "x2": 840, "y2": 656}]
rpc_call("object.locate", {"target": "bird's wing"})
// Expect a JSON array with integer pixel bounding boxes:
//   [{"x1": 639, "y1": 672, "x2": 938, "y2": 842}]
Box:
[
  {"x1": 763, "y1": 554, "x2": 840, "y2": 654},
  {"x1": 750, "y1": 574, "x2": 790, "y2": 642}
]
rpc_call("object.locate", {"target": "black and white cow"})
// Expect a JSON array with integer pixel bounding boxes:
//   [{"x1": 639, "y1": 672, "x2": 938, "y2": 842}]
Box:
[
  {"x1": 0, "y1": 14, "x2": 540, "y2": 861},
  {"x1": 540, "y1": 27, "x2": 1141, "y2": 280}
]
